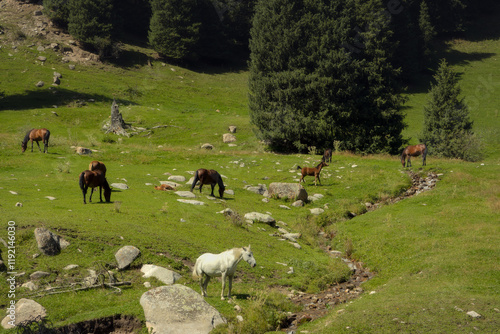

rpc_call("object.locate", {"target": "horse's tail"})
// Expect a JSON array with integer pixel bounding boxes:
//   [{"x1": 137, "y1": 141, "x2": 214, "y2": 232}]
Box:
[
  {"x1": 44, "y1": 129, "x2": 51, "y2": 142},
  {"x1": 192, "y1": 259, "x2": 202, "y2": 279},
  {"x1": 190, "y1": 170, "x2": 199, "y2": 192},
  {"x1": 79, "y1": 172, "x2": 86, "y2": 191}
]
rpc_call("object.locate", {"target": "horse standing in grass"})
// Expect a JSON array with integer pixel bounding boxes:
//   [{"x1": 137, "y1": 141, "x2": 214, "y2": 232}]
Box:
[
  {"x1": 322, "y1": 148, "x2": 332, "y2": 163},
  {"x1": 193, "y1": 246, "x2": 256, "y2": 300},
  {"x1": 79, "y1": 169, "x2": 111, "y2": 204},
  {"x1": 401, "y1": 144, "x2": 427, "y2": 167},
  {"x1": 190, "y1": 168, "x2": 225, "y2": 198},
  {"x1": 21, "y1": 128, "x2": 50, "y2": 153},
  {"x1": 297, "y1": 161, "x2": 328, "y2": 186},
  {"x1": 89, "y1": 161, "x2": 107, "y2": 176}
]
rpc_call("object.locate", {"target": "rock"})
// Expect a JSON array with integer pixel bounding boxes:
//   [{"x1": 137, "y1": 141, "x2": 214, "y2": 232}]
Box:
[
  {"x1": 34, "y1": 228, "x2": 68, "y2": 256},
  {"x1": 177, "y1": 199, "x2": 205, "y2": 205},
  {"x1": 115, "y1": 245, "x2": 141, "y2": 270},
  {"x1": 1, "y1": 299, "x2": 47, "y2": 329},
  {"x1": 63, "y1": 264, "x2": 79, "y2": 271},
  {"x1": 175, "y1": 191, "x2": 196, "y2": 198},
  {"x1": 30, "y1": 271, "x2": 50, "y2": 280},
  {"x1": 292, "y1": 200, "x2": 304, "y2": 207},
  {"x1": 68, "y1": 64, "x2": 76, "y2": 70},
  {"x1": 169, "y1": 175, "x2": 186, "y2": 182},
  {"x1": 35, "y1": 81, "x2": 44, "y2": 87},
  {"x1": 268, "y1": 183, "x2": 308, "y2": 201},
  {"x1": 53, "y1": 76, "x2": 60, "y2": 85},
  {"x1": 111, "y1": 183, "x2": 128, "y2": 190},
  {"x1": 223, "y1": 133, "x2": 236, "y2": 143},
  {"x1": 140, "y1": 285, "x2": 225, "y2": 334},
  {"x1": 37, "y1": 56, "x2": 47, "y2": 62},
  {"x1": 466, "y1": 311, "x2": 482, "y2": 319},
  {"x1": 75, "y1": 146, "x2": 92, "y2": 155},
  {"x1": 45, "y1": 196, "x2": 56, "y2": 201},
  {"x1": 309, "y1": 208, "x2": 324, "y2": 215},
  {"x1": 308, "y1": 193, "x2": 324, "y2": 201},
  {"x1": 279, "y1": 205, "x2": 291, "y2": 210},
  {"x1": 217, "y1": 208, "x2": 234, "y2": 216},
  {"x1": 141, "y1": 264, "x2": 182, "y2": 285},
  {"x1": 15, "y1": 202, "x2": 22, "y2": 207},
  {"x1": 244, "y1": 184, "x2": 267, "y2": 195},
  {"x1": 34, "y1": 10, "x2": 43, "y2": 16},
  {"x1": 244, "y1": 212, "x2": 276, "y2": 227},
  {"x1": 9, "y1": 191, "x2": 18, "y2": 195},
  {"x1": 224, "y1": 189, "x2": 234, "y2": 196},
  {"x1": 201, "y1": 143, "x2": 213, "y2": 150},
  {"x1": 228, "y1": 126, "x2": 237, "y2": 133},
  {"x1": 161, "y1": 181, "x2": 182, "y2": 188},
  {"x1": 21, "y1": 282, "x2": 37, "y2": 291},
  {"x1": 282, "y1": 233, "x2": 301, "y2": 242}
]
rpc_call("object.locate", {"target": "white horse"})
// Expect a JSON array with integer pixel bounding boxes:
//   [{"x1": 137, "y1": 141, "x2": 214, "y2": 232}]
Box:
[{"x1": 192, "y1": 245, "x2": 256, "y2": 300}]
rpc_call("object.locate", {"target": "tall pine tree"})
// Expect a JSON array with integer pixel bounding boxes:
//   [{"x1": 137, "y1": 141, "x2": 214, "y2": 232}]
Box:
[
  {"x1": 249, "y1": 0, "x2": 405, "y2": 154},
  {"x1": 420, "y1": 59, "x2": 481, "y2": 161}
]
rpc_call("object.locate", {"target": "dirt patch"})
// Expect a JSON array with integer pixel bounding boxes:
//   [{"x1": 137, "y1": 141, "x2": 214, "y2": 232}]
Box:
[{"x1": 56, "y1": 315, "x2": 142, "y2": 334}]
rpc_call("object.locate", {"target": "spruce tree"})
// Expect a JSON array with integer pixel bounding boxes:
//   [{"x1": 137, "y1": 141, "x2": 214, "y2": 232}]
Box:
[
  {"x1": 420, "y1": 59, "x2": 481, "y2": 161},
  {"x1": 249, "y1": 0, "x2": 405, "y2": 154},
  {"x1": 68, "y1": 0, "x2": 115, "y2": 57},
  {"x1": 148, "y1": 0, "x2": 200, "y2": 61}
]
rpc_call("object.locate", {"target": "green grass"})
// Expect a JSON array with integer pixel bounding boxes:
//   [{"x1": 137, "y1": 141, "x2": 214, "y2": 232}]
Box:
[{"x1": 1, "y1": 10, "x2": 500, "y2": 334}]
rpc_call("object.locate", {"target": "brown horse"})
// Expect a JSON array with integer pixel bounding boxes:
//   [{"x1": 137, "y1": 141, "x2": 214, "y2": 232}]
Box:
[
  {"x1": 322, "y1": 148, "x2": 332, "y2": 163},
  {"x1": 401, "y1": 144, "x2": 427, "y2": 167},
  {"x1": 89, "y1": 161, "x2": 107, "y2": 176},
  {"x1": 21, "y1": 128, "x2": 50, "y2": 153},
  {"x1": 190, "y1": 169, "x2": 225, "y2": 198},
  {"x1": 79, "y1": 170, "x2": 111, "y2": 204},
  {"x1": 297, "y1": 161, "x2": 328, "y2": 186}
]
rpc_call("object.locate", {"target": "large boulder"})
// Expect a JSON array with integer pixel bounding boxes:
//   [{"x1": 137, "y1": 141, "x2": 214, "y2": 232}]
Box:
[
  {"x1": 141, "y1": 265, "x2": 182, "y2": 285},
  {"x1": 140, "y1": 285, "x2": 225, "y2": 334},
  {"x1": 244, "y1": 212, "x2": 276, "y2": 227},
  {"x1": 1, "y1": 299, "x2": 47, "y2": 329},
  {"x1": 115, "y1": 246, "x2": 141, "y2": 270},
  {"x1": 268, "y1": 183, "x2": 308, "y2": 201},
  {"x1": 34, "y1": 228, "x2": 69, "y2": 256}
]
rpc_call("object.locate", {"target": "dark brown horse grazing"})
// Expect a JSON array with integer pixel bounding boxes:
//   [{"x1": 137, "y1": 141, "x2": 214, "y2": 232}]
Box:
[
  {"x1": 322, "y1": 148, "x2": 332, "y2": 163},
  {"x1": 190, "y1": 169, "x2": 225, "y2": 198},
  {"x1": 89, "y1": 161, "x2": 107, "y2": 176},
  {"x1": 297, "y1": 161, "x2": 328, "y2": 186},
  {"x1": 21, "y1": 128, "x2": 50, "y2": 153},
  {"x1": 79, "y1": 170, "x2": 111, "y2": 204},
  {"x1": 401, "y1": 144, "x2": 427, "y2": 167}
]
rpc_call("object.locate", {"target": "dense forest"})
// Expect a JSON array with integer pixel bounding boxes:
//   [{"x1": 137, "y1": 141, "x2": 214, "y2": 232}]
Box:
[{"x1": 39, "y1": 0, "x2": 497, "y2": 154}]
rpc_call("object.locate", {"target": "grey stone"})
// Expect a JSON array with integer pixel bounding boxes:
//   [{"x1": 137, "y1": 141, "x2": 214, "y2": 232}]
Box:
[
  {"x1": 177, "y1": 199, "x2": 205, "y2": 205},
  {"x1": 175, "y1": 191, "x2": 196, "y2": 198},
  {"x1": 201, "y1": 143, "x2": 213, "y2": 150},
  {"x1": 111, "y1": 183, "x2": 128, "y2": 190},
  {"x1": 35, "y1": 81, "x2": 44, "y2": 87},
  {"x1": 223, "y1": 133, "x2": 236, "y2": 143},
  {"x1": 268, "y1": 183, "x2": 308, "y2": 202},
  {"x1": 63, "y1": 264, "x2": 79, "y2": 271},
  {"x1": 30, "y1": 271, "x2": 50, "y2": 280},
  {"x1": 115, "y1": 245, "x2": 141, "y2": 270},
  {"x1": 34, "y1": 228, "x2": 68, "y2": 256},
  {"x1": 169, "y1": 175, "x2": 186, "y2": 182},
  {"x1": 141, "y1": 264, "x2": 182, "y2": 284},
  {"x1": 140, "y1": 285, "x2": 225, "y2": 334},
  {"x1": 292, "y1": 200, "x2": 304, "y2": 207},
  {"x1": 1, "y1": 299, "x2": 47, "y2": 329},
  {"x1": 228, "y1": 126, "x2": 237, "y2": 133},
  {"x1": 244, "y1": 184, "x2": 267, "y2": 195},
  {"x1": 309, "y1": 208, "x2": 324, "y2": 215},
  {"x1": 244, "y1": 212, "x2": 276, "y2": 227}
]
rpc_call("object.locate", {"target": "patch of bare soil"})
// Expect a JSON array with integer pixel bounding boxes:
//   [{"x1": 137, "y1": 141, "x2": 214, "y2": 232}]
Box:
[
  {"x1": 55, "y1": 315, "x2": 143, "y2": 334},
  {"x1": 280, "y1": 171, "x2": 440, "y2": 332}
]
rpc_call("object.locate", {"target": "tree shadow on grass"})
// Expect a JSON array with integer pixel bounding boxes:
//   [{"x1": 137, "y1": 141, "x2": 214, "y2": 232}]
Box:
[{"x1": 0, "y1": 88, "x2": 134, "y2": 111}]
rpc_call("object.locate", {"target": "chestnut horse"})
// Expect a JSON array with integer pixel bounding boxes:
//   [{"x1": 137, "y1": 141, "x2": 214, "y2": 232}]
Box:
[
  {"x1": 79, "y1": 169, "x2": 111, "y2": 204},
  {"x1": 297, "y1": 161, "x2": 328, "y2": 186},
  {"x1": 89, "y1": 161, "x2": 107, "y2": 176},
  {"x1": 21, "y1": 128, "x2": 50, "y2": 153},
  {"x1": 190, "y1": 169, "x2": 225, "y2": 198},
  {"x1": 401, "y1": 144, "x2": 427, "y2": 167}
]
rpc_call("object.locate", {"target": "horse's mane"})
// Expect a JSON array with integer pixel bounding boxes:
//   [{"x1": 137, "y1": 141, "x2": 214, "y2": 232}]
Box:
[
  {"x1": 22, "y1": 129, "x2": 33, "y2": 145},
  {"x1": 315, "y1": 161, "x2": 324, "y2": 168}
]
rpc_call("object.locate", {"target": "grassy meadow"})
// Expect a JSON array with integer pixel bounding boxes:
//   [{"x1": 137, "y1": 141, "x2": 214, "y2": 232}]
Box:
[{"x1": 1, "y1": 11, "x2": 499, "y2": 334}]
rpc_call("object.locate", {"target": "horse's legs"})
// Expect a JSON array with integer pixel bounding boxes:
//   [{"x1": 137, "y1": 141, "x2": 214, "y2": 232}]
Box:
[
  {"x1": 35, "y1": 140, "x2": 41, "y2": 152},
  {"x1": 210, "y1": 184, "x2": 215, "y2": 197},
  {"x1": 202, "y1": 274, "x2": 210, "y2": 297},
  {"x1": 221, "y1": 272, "x2": 227, "y2": 300},
  {"x1": 89, "y1": 188, "x2": 95, "y2": 203},
  {"x1": 423, "y1": 154, "x2": 426, "y2": 166},
  {"x1": 408, "y1": 156, "x2": 412, "y2": 167},
  {"x1": 199, "y1": 184, "x2": 203, "y2": 193},
  {"x1": 82, "y1": 186, "x2": 88, "y2": 204},
  {"x1": 99, "y1": 185, "x2": 103, "y2": 202},
  {"x1": 227, "y1": 275, "x2": 233, "y2": 300},
  {"x1": 317, "y1": 174, "x2": 321, "y2": 185},
  {"x1": 44, "y1": 140, "x2": 48, "y2": 153}
]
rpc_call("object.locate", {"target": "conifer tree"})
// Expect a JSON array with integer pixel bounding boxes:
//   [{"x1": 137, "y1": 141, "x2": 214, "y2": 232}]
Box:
[
  {"x1": 249, "y1": 0, "x2": 405, "y2": 154},
  {"x1": 148, "y1": 0, "x2": 200, "y2": 60},
  {"x1": 420, "y1": 59, "x2": 481, "y2": 161}
]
